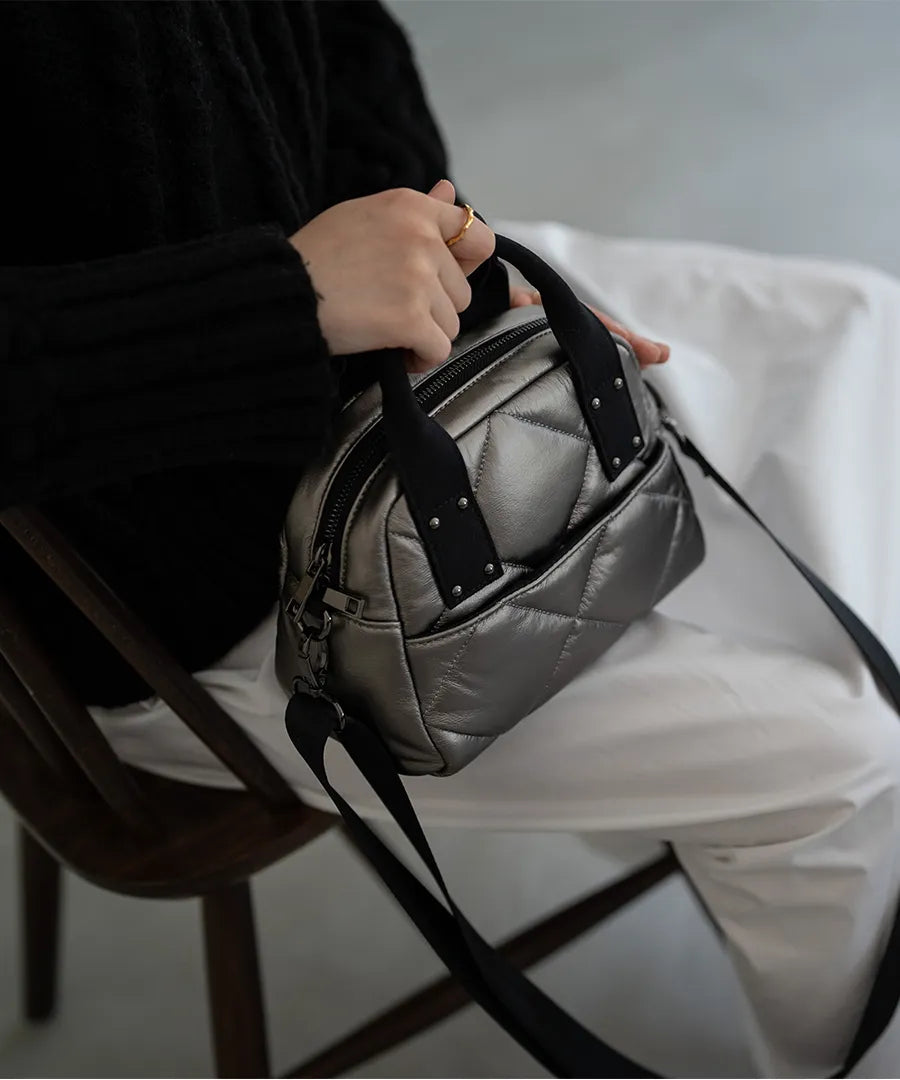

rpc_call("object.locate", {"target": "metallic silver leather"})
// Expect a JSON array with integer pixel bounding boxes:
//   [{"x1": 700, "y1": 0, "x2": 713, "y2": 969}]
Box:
[{"x1": 278, "y1": 304, "x2": 705, "y2": 776}]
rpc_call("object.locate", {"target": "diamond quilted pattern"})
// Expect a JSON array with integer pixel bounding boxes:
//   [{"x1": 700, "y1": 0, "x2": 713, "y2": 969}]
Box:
[
  {"x1": 499, "y1": 366, "x2": 592, "y2": 443},
  {"x1": 386, "y1": 362, "x2": 622, "y2": 638},
  {"x1": 408, "y1": 443, "x2": 704, "y2": 772},
  {"x1": 413, "y1": 606, "x2": 574, "y2": 739},
  {"x1": 473, "y1": 412, "x2": 589, "y2": 559},
  {"x1": 577, "y1": 490, "x2": 691, "y2": 624}
]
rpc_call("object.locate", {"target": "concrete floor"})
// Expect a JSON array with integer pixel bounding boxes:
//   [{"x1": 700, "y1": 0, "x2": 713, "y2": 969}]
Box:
[{"x1": 2, "y1": 2, "x2": 900, "y2": 1077}]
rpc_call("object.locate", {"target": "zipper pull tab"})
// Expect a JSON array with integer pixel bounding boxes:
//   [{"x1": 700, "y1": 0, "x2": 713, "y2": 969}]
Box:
[
  {"x1": 321, "y1": 586, "x2": 366, "y2": 619},
  {"x1": 285, "y1": 544, "x2": 329, "y2": 624}
]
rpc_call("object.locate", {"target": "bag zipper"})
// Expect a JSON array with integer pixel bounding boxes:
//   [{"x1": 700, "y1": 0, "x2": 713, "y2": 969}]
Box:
[{"x1": 287, "y1": 317, "x2": 551, "y2": 623}]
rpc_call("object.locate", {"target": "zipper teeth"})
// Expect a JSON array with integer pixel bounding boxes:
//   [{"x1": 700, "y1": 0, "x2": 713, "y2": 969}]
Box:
[
  {"x1": 321, "y1": 436, "x2": 387, "y2": 543},
  {"x1": 414, "y1": 317, "x2": 547, "y2": 407},
  {"x1": 317, "y1": 317, "x2": 550, "y2": 557}
]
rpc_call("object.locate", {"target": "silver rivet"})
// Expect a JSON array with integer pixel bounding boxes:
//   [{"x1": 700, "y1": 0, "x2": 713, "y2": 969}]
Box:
[
  {"x1": 457, "y1": 497, "x2": 469, "y2": 510},
  {"x1": 429, "y1": 517, "x2": 440, "y2": 529},
  {"x1": 612, "y1": 456, "x2": 622, "y2": 469},
  {"x1": 632, "y1": 435, "x2": 642, "y2": 448},
  {"x1": 590, "y1": 397, "x2": 601, "y2": 409},
  {"x1": 613, "y1": 377, "x2": 624, "y2": 390},
  {"x1": 484, "y1": 563, "x2": 495, "y2": 576},
  {"x1": 451, "y1": 585, "x2": 463, "y2": 597}
]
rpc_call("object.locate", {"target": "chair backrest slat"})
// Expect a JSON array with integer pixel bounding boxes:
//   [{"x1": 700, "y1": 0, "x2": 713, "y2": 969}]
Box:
[
  {"x1": 0, "y1": 585, "x2": 157, "y2": 833},
  {"x1": 0, "y1": 652, "x2": 89, "y2": 787},
  {"x1": 1, "y1": 507, "x2": 299, "y2": 810}
]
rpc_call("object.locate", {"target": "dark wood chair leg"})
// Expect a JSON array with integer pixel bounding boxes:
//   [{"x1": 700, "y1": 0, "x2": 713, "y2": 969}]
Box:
[
  {"x1": 202, "y1": 880, "x2": 271, "y2": 1079},
  {"x1": 18, "y1": 823, "x2": 62, "y2": 1022}
]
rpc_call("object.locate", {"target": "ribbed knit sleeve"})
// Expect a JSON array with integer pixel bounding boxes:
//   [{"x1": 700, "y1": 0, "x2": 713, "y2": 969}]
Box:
[
  {"x1": 308, "y1": 0, "x2": 452, "y2": 203},
  {"x1": 306, "y1": 1, "x2": 511, "y2": 339},
  {"x1": 0, "y1": 224, "x2": 337, "y2": 511}
]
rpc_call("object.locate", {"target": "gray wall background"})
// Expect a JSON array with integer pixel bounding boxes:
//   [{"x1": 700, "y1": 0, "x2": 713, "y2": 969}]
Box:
[
  {"x1": 394, "y1": 0, "x2": 900, "y2": 276},
  {"x1": 2, "y1": 2, "x2": 899, "y2": 1077}
]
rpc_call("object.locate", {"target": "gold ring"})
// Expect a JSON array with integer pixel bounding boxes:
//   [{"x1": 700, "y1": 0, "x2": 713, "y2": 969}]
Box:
[{"x1": 445, "y1": 203, "x2": 475, "y2": 247}]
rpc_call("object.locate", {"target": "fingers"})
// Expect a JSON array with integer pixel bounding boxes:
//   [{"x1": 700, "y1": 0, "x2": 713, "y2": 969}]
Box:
[
  {"x1": 443, "y1": 204, "x2": 495, "y2": 275},
  {"x1": 430, "y1": 283, "x2": 461, "y2": 345},
  {"x1": 402, "y1": 348, "x2": 430, "y2": 374},
  {"x1": 510, "y1": 285, "x2": 541, "y2": 308},
  {"x1": 405, "y1": 277, "x2": 465, "y2": 373},
  {"x1": 428, "y1": 177, "x2": 457, "y2": 203},
  {"x1": 584, "y1": 303, "x2": 670, "y2": 368},
  {"x1": 508, "y1": 287, "x2": 671, "y2": 368},
  {"x1": 427, "y1": 179, "x2": 495, "y2": 275},
  {"x1": 406, "y1": 235, "x2": 674, "y2": 374},
  {"x1": 437, "y1": 249, "x2": 473, "y2": 314},
  {"x1": 405, "y1": 313, "x2": 453, "y2": 371},
  {"x1": 400, "y1": 181, "x2": 485, "y2": 373},
  {"x1": 399, "y1": 273, "x2": 457, "y2": 373}
]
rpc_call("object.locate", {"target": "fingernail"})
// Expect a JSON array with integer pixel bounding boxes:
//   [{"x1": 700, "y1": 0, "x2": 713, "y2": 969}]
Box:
[{"x1": 429, "y1": 178, "x2": 450, "y2": 194}]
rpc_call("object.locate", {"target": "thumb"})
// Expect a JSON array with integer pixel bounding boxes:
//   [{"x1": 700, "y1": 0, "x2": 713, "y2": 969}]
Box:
[{"x1": 428, "y1": 177, "x2": 457, "y2": 204}]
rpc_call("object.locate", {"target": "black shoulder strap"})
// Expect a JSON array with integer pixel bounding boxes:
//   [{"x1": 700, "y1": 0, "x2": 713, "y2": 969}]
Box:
[{"x1": 285, "y1": 428, "x2": 900, "y2": 1079}]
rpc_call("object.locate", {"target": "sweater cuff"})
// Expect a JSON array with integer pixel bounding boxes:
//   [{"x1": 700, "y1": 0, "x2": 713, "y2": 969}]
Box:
[{"x1": 1, "y1": 224, "x2": 338, "y2": 503}]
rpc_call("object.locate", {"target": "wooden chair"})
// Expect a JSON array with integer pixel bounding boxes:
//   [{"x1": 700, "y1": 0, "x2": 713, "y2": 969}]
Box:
[{"x1": 0, "y1": 504, "x2": 679, "y2": 1078}]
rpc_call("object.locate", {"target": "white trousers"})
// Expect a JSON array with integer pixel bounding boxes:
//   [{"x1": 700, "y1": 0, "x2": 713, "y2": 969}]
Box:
[{"x1": 93, "y1": 223, "x2": 900, "y2": 1077}]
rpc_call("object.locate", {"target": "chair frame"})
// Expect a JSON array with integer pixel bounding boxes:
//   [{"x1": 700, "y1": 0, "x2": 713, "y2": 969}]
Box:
[{"x1": 0, "y1": 504, "x2": 678, "y2": 1077}]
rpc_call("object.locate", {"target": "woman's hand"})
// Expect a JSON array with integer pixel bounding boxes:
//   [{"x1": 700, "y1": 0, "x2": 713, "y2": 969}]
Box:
[
  {"x1": 290, "y1": 179, "x2": 494, "y2": 370},
  {"x1": 510, "y1": 285, "x2": 670, "y2": 368}
]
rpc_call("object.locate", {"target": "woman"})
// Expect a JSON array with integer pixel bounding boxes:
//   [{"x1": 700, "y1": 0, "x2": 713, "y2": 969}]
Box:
[{"x1": 2, "y1": 3, "x2": 899, "y2": 1077}]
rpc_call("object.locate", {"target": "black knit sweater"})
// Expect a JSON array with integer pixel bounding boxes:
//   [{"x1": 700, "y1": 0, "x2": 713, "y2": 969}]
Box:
[{"x1": 0, "y1": 0, "x2": 510, "y2": 706}]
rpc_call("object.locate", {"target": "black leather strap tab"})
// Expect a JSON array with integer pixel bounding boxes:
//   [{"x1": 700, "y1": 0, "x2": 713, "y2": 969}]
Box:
[
  {"x1": 379, "y1": 350, "x2": 502, "y2": 608},
  {"x1": 568, "y1": 301, "x2": 644, "y2": 477}
]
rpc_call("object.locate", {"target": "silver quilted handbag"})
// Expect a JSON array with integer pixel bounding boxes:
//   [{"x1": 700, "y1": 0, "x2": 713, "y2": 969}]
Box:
[
  {"x1": 276, "y1": 234, "x2": 705, "y2": 775},
  {"x1": 281, "y1": 234, "x2": 900, "y2": 1078}
]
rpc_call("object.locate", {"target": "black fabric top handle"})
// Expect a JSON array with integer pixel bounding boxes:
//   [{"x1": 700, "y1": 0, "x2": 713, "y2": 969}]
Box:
[
  {"x1": 378, "y1": 354, "x2": 502, "y2": 609},
  {"x1": 378, "y1": 233, "x2": 644, "y2": 609},
  {"x1": 286, "y1": 422, "x2": 900, "y2": 1080},
  {"x1": 493, "y1": 234, "x2": 643, "y2": 474}
]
